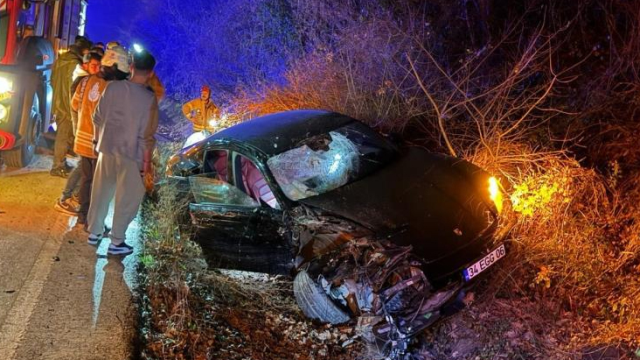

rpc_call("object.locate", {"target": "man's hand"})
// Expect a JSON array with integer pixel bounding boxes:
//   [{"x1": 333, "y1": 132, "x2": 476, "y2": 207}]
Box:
[{"x1": 142, "y1": 160, "x2": 155, "y2": 193}]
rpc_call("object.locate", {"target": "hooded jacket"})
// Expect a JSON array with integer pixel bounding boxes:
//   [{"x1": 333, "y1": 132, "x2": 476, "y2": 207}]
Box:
[
  {"x1": 51, "y1": 48, "x2": 83, "y2": 121},
  {"x1": 72, "y1": 64, "x2": 89, "y2": 83}
]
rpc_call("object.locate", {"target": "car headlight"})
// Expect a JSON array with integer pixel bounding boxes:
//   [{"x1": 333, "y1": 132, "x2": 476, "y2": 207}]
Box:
[
  {"x1": 0, "y1": 76, "x2": 13, "y2": 94},
  {"x1": 488, "y1": 176, "x2": 503, "y2": 214},
  {"x1": 0, "y1": 104, "x2": 8, "y2": 123}
]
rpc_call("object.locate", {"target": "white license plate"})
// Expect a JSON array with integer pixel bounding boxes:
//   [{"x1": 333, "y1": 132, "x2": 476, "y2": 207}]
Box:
[{"x1": 463, "y1": 244, "x2": 506, "y2": 281}]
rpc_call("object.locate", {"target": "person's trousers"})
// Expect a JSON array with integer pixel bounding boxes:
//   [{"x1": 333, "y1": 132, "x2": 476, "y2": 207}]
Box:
[
  {"x1": 78, "y1": 156, "x2": 97, "y2": 217},
  {"x1": 87, "y1": 153, "x2": 145, "y2": 245},
  {"x1": 61, "y1": 162, "x2": 82, "y2": 200},
  {"x1": 53, "y1": 116, "x2": 74, "y2": 169}
]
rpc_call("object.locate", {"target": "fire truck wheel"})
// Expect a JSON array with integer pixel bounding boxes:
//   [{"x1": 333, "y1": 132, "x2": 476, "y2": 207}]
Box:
[{"x1": 4, "y1": 94, "x2": 42, "y2": 168}]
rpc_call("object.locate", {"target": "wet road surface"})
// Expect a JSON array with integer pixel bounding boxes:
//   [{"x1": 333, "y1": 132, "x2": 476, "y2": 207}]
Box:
[{"x1": 0, "y1": 155, "x2": 141, "y2": 360}]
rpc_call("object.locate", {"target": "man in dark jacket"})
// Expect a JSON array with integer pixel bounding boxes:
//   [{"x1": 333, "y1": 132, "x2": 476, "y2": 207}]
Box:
[{"x1": 50, "y1": 37, "x2": 92, "y2": 178}]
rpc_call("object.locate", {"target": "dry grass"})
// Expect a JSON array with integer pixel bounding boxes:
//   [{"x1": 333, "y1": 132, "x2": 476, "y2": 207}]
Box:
[
  {"x1": 139, "y1": 1, "x2": 640, "y2": 356},
  {"x1": 138, "y1": 149, "x2": 312, "y2": 359},
  {"x1": 232, "y1": 4, "x2": 640, "y2": 354}
]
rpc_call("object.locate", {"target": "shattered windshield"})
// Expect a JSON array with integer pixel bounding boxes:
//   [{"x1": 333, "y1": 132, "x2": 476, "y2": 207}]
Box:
[{"x1": 267, "y1": 122, "x2": 396, "y2": 201}]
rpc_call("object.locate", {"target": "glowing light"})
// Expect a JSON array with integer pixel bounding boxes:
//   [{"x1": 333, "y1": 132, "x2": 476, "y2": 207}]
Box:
[
  {"x1": 0, "y1": 77, "x2": 13, "y2": 93},
  {"x1": 132, "y1": 43, "x2": 144, "y2": 53},
  {"x1": 0, "y1": 104, "x2": 7, "y2": 122},
  {"x1": 208, "y1": 119, "x2": 218, "y2": 128},
  {"x1": 488, "y1": 176, "x2": 503, "y2": 214}
]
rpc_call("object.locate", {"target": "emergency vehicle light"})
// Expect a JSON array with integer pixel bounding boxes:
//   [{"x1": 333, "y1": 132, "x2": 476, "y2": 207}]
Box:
[
  {"x1": 0, "y1": 76, "x2": 13, "y2": 94},
  {"x1": 0, "y1": 104, "x2": 8, "y2": 122}
]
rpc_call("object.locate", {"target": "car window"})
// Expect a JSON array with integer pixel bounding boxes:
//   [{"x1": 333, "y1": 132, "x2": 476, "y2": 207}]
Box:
[
  {"x1": 189, "y1": 150, "x2": 259, "y2": 206},
  {"x1": 189, "y1": 174, "x2": 259, "y2": 207},
  {"x1": 237, "y1": 155, "x2": 280, "y2": 210},
  {"x1": 203, "y1": 150, "x2": 228, "y2": 182}
]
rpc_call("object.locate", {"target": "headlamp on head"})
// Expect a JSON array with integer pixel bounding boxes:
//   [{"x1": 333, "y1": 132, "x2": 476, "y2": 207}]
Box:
[{"x1": 132, "y1": 43, "x2": 144, "y2": 53}]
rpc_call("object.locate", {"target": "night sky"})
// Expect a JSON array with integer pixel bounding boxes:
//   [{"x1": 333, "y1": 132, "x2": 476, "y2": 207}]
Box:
[
  {"x1": 82, "y1": 0, "x2": 296, "y2": 99},
  {"x1": 85, "y1": 0, "x2": 144, "y2": 45}
]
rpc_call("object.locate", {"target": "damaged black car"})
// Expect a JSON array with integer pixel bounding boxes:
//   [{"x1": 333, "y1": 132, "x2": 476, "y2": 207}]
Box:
[{"x1": 166, "y1": 110, "x2": 506, "y2": 357}]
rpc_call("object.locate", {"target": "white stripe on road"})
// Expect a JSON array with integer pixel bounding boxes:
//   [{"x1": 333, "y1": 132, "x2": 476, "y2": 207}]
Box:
[{"x1": 0, "y1": 215, "x2": 75, "y2": 360}]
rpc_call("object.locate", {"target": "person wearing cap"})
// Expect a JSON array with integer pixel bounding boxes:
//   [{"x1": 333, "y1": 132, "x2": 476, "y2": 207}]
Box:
[
  {"x1": 53, "y1": 51, "x2": 103, "y2": 215},
  {"x1": 64, "y1": 47, "x2": 130, "y2": 224},
  {"x1": 87, "y1": 49, "x2": 158, "y2": 255},
  {"x1": 182, "y1": 85, "x2": 220, "y2": 132},
  {"x1": 50, "y1": 36, "x2": 93, "y2": 178}
]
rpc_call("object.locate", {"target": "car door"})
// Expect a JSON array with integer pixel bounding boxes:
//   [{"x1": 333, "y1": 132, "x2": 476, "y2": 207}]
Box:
[{"x1": 188, "y1": 148, "x2": 292, "y2": 275}]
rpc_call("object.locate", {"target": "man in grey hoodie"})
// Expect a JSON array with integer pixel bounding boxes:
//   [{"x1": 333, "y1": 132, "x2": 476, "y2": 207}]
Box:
[{"x1": 87, "y1": 50, "x2": 158, "y2": 255}]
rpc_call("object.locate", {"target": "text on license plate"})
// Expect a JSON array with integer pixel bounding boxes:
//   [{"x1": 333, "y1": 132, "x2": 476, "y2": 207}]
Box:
[{"x1": 463, "y1": 244, "x2": 506, "y2": 281}]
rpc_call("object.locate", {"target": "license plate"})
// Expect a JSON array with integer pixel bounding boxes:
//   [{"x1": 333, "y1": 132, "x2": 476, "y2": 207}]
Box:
[{"x1": 463, "y1": 244, "x2": 506, "y2": 281}]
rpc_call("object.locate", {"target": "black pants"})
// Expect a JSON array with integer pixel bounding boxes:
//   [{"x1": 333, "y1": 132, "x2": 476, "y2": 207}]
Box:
[{"x1": 79, "y1": 156, "x2": 97, "y2": 217}]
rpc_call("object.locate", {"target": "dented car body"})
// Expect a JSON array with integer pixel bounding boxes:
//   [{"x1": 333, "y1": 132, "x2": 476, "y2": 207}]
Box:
[{"x1": 166, "y1": 110, "x2": 504, "y2": 356}]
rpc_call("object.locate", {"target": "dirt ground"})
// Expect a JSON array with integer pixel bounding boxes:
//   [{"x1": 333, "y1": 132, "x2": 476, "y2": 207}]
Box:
[
  {"x1": 138, "y1": 238, "x2": 634, "y2": 360},
  {"x1": 0, "y1": 155, "x2": 139, "y2": 360}
]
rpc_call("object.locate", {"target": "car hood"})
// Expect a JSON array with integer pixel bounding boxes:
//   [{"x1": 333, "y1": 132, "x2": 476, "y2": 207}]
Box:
[{"x1": 298, "y1": 147, "x2": 497, "y2": 272}]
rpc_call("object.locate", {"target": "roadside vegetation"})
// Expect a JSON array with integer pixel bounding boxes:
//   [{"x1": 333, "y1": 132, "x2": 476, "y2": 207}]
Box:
[
  {"x1": 137, "y1": 161, "x2": 365, "y2": 359},
  {"x1": 133, "y1": 1, "x2": 640, "y2": 358}
]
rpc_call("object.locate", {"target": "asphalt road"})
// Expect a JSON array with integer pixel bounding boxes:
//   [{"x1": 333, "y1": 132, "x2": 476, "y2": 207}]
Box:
[{"x1": 0, "y1": 155, "x2": 141, "y2": 360}]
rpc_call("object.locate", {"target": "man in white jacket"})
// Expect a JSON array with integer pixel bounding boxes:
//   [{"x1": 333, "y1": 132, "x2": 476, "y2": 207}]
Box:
[{"x1": 86, "y1": 49, "x2": 159, "y2": 255}]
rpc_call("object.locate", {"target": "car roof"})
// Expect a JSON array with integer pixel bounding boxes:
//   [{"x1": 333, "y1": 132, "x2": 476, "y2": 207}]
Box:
[{"x1": 207, "y1": 110, "x2": 355, "y2": 156}]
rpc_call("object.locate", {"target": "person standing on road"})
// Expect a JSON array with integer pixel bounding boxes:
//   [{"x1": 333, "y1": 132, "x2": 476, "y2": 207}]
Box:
[
  {"x1": 87, "y1": 50, "x2": 159, "y2": 255},
  {"x1": 71, "y1": 52, "x2": 103, "y2": 136},
  {"x1": 50, "y1": 37, "x2": 92, "y2": 178},
  {"x1": 53, "y1": 51, "x2": 103, "y2": 215},
  {"x1": 62, "y1": 47, "x2": 129, "y2": 223}
]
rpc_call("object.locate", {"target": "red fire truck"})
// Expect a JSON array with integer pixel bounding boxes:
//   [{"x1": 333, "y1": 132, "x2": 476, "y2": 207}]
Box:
[{"x1": 0, "y1": 0, "x2": 88, "y2": 167}]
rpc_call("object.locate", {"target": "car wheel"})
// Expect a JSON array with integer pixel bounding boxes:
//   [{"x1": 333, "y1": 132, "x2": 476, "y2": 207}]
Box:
[
  {"x1": 3, "y1": 93, "x2": 42, "y2": 168},
  {"x1": 293, "y1": 269, "x2": 350, "y2": 325}
]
